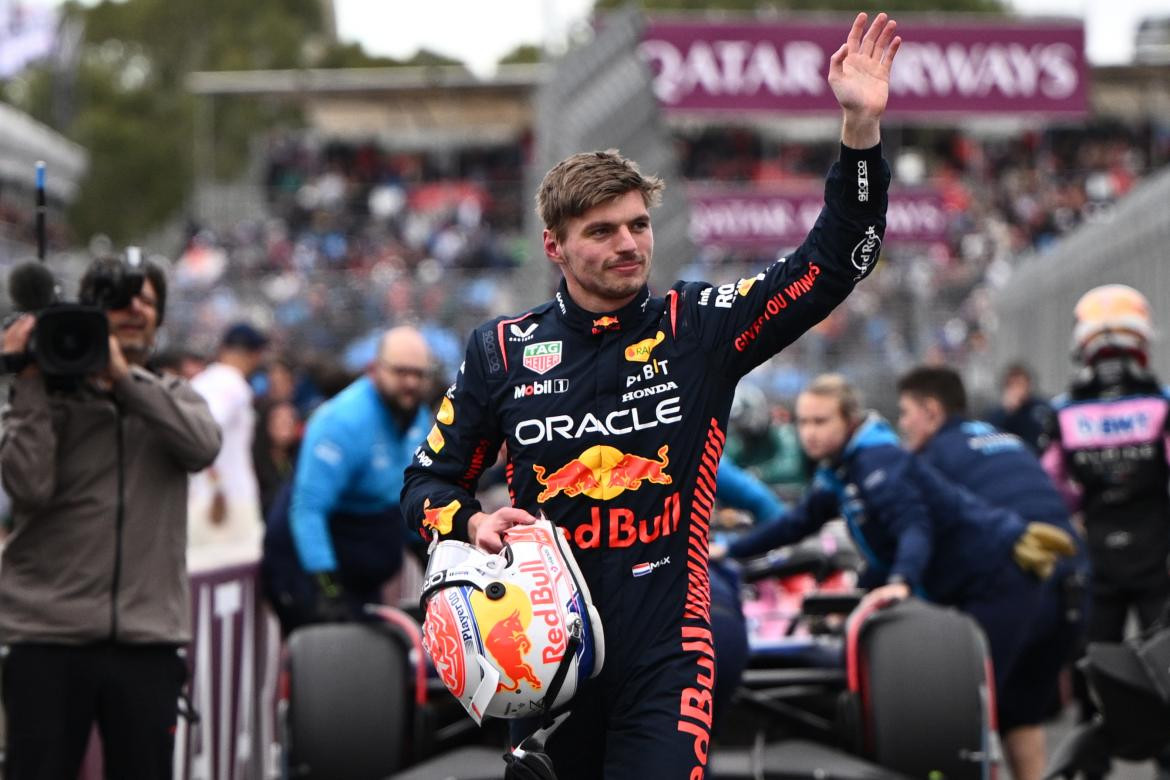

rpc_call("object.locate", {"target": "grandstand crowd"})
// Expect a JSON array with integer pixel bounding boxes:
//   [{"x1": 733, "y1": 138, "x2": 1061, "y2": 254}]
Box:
[{"x1": 157, "y1": 116, "x2": 1170, "y2": 415}]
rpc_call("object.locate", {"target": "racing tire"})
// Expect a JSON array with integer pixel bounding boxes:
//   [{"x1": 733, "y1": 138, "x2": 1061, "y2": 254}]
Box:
[
  {"x1": 859, "y1": 601, "x2": 992, "y2": 780},
  {"x1": 286, "y1": 623, "x2": 409, "y2": 780}
]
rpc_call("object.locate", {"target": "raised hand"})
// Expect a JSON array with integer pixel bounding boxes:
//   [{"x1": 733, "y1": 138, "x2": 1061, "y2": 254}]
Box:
[{"x1": 829, "y1": 12, "x2": 901, "y2": 148}]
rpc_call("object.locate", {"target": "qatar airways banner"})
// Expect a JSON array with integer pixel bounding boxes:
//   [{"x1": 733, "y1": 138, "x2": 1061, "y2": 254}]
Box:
[
  {"x1": 689, "y1": 186, "x2": 948, "y2": 248},
  {"x1": 641, "y1": 19, "x2": 1086, "y2": 116}
]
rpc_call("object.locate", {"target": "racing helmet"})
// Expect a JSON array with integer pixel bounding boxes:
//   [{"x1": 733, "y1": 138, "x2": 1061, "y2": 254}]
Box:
[
  {"x1": 730, "y1": 383, "x2": 771, "y2": 437},
  {"x1": 420, "y1": 518, "x2": 605, "y2": 725},
  {"x1": 1072, "y1": 284, "x2": 1155, "y2": 364}
]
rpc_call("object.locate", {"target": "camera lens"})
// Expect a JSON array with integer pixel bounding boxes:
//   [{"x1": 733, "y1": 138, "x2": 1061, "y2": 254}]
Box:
[{"x1": 48, "y1": 328, "x2": 88, "y2": 362}]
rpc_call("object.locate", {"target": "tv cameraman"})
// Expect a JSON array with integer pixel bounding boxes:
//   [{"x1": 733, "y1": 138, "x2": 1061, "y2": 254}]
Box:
[{"x1": 0, "y1": 255, "x2": 221, "y2": 780}]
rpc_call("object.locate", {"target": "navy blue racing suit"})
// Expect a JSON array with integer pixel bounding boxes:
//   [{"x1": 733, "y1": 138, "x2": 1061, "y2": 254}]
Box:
[
  {"x1": 401, "y1": 143, "x2": 889, "y2": 779},
  {"x1": 918, "y1": 417, "x2": 1085, "y2": 730}
]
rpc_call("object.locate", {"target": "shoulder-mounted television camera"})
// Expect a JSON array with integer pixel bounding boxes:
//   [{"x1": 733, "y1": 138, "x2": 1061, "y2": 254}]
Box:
[{"x1": 2, "y1": 250, "x2": 146, "y2": 380}]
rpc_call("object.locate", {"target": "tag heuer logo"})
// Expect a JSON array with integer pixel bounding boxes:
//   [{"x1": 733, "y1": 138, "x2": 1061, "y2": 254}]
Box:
[{"x1": 522, "y1": 341, "x2": 562, "y2": 375}]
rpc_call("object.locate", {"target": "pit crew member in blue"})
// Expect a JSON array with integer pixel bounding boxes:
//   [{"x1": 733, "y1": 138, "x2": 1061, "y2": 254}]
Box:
[
  {"x1": 262, "y1": 327, "x2": 431, "y2": 634},
  {"x1": 896, "y1": 366, "x2": 1085, "y2": 780},
  {"x1": 712, "y1": 375, "x2": 1076, "y2": 777},
  {"x1": 401, "y1": 13, "x2": 900, "y2": 779}
]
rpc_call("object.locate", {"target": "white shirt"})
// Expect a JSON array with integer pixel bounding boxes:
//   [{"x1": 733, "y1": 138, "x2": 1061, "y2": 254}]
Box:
[{"x1": 188, "y1": 362, "x2": 262, "y2": 547}]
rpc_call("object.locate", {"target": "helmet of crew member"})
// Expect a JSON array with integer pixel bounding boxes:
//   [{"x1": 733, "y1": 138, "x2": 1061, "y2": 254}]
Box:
[
  {"x1": 1071, "y1": 284, "x2": 1154, "y2": 364},
  {"x1": 730, "y1": 383, "x2": 772, "y2": 437},
  {"x1": 420, "y1": 518, "x2": 605, "y2": 725}
]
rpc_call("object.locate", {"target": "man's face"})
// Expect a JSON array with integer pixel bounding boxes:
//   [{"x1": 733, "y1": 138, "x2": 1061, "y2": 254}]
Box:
[
  {"x1": 371, "y1": 347, "x2": 429, "y2": 415},
  {"x1": 544, "y1": 190, "x2": 653, "y2": 311},
  {"x1": 896, "y1": 393, "x2": 941, "y2": 452},
  {"x1": 795, "y1": 392, "x2": 852, "y2": 461},
  {"x1": 1001, "y1": 374, "x2": 1030, "y2": 411},
  {"x1": 106, "y1": 278, "x2": 159, "y2": 364}
]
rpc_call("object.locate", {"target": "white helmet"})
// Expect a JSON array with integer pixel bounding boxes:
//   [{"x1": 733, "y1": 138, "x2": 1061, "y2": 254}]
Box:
[
  {"x1": 1071, "y1": 284, "x2": 1155, "y2": 364},
  {"x1": 730, "y1": 383, "x2": 771, "y2": 437},
  {"x1": 420, "y1": 518, "x2": 605, "y2": 724}
]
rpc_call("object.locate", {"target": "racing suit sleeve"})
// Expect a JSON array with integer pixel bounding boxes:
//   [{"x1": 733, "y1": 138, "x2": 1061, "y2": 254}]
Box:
[
  {"x1": 715, "y1": 457, "x2": 787, "y2": 525},
  {"x1": 113, "y1": 367, "x2": 221, "y2": 472},
  {"x1": 0, "y1": 375, "x2": 58, "y2": 508},
  {"x1": 288, "y1": 411, "x2": 360, "y2": 573},
  {"x1": 678, "y1": 143, "x2": 889, "y2": 380},
  {"x1": 725, "y1": 487, "x2": 837, "y2": 560},
  {"x1": 1039, "y1": 415, "x2": 1083, "y2": 512},
  {"x1": 862, "y1": 458, "x2": 934, "y2": 591},
  {"x1": 401, "y1": 329, "x2": 503, "y2": 544}
]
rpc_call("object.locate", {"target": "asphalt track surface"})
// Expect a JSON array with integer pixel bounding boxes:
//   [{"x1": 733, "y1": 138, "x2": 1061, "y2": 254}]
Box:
[{"x1": 387, "y1": 707, "x2": 1156, "y2": 779}]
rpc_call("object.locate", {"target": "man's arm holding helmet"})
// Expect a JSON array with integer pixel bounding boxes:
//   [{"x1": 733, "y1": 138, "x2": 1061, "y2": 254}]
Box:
[{"x1": 401, "y1": 326, "x2": 535, "y2": 552}]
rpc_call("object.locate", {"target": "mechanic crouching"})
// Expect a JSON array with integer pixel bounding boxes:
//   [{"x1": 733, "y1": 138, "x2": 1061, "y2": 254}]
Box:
[
  {"x1": 262, "y1": 326, "x2": 432, "y2": 635},
  {"x1": 711, "y1": 374, "x2": 1077, "y2": 777},
  {"x1": 896, "y1": 366, "x2": 1086, "y2": 780},
  {"x1": 0, "y1": 255, "x2": 221, "y2": 780}
]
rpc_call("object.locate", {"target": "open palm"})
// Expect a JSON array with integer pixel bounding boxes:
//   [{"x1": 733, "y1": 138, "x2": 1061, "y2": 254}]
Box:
[{"x1": 828, "y1": 13, "x2": 901, "y2": 120}]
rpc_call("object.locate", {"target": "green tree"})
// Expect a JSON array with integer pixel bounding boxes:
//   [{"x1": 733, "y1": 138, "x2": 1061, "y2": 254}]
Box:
[
  {"x1": 498, "y1": 44, "x2": 545, "y2": 66},
  {"x1": 3, "y1": 0, "x2": 458, "y2": 244}
]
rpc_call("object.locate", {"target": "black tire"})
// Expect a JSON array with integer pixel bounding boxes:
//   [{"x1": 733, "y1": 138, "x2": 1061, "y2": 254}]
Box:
[
  {"x1": 860, "y1": 600, "x2": 991, "y2": 780},
  {"x1": 286, "y1": 623, "x2": 409, "y2": 780}
]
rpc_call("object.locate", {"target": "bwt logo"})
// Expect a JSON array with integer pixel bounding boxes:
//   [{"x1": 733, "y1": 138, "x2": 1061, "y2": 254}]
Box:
[
  {"x1": 514, "y1": 379, "x2": 569, "y2": 399},
  {"x1": 1075, "y1": 412, "x2": 1150, "y2": 438}
]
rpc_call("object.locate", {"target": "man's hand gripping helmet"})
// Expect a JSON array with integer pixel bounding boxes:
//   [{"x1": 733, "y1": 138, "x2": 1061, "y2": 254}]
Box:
[
  {"x1": 1072, "y1": 284, "x2": 1155, "y2": 365},
  {"x1": 420, "y1": 518, "x2": 605, "y2": 725}
]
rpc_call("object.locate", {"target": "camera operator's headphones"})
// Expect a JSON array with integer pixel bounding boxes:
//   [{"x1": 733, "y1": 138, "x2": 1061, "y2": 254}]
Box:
[{"x1": 420, "y1": 517, "x2": 605, "y2": 780}]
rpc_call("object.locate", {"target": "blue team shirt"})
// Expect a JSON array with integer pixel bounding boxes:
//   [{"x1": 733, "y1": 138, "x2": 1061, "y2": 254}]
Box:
[
  {"x1": 728, "y1": 415, "x2": 1027, "y2": 603},
  {"x1": 291, "y1": 376, "x2": 430, "y2": 572},
  {"x1": 919, "y1": 417, "x2": 1073, "y2": 531}
]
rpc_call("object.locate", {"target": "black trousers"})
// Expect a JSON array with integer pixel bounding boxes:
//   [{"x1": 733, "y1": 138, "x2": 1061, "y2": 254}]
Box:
[{"x1": 2, "y1": 642, "x2": 186, "y2": 780}]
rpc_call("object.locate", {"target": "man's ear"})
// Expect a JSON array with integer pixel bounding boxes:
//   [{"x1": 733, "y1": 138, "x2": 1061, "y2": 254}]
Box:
[
  {"x1": 543, "y1": 228, "x2": 563, "y2": 265},
  {"x1": 926, "y1": 397, "x2": 946, "y2": 425}
]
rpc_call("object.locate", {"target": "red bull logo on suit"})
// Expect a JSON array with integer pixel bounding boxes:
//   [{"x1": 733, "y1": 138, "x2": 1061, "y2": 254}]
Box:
[{"x1": 533, "y1": 445, "x2": 672, "y2": 502}]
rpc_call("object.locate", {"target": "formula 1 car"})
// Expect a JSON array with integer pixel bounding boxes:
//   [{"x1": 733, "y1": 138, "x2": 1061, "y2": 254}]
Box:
[
  {"x1": 1042, "y1": 619, "x2": 1170, "y2": 779},
  {"x1": 709, "y1": 539, "x2": 998, "y2": 780},
  {"x1": 275, "y1": 531, "x2": 998, "y2": 780}
]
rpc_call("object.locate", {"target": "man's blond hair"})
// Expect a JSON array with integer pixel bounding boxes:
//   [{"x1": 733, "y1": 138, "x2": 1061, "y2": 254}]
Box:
[
  {"x1": 536, "y1": 149, "x2": 665, "y2": 241},
  {"x1": 802, "y1": 374, "x2": 865, "y2": 424}
]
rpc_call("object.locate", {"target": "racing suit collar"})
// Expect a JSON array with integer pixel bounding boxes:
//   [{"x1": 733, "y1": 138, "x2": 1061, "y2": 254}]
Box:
[
  {"x1": 840, "y1": 412, "x2": 900, "y2": 461},
  {"x1": 553, "y1": 279, "x2": 653, "y2": 336}
]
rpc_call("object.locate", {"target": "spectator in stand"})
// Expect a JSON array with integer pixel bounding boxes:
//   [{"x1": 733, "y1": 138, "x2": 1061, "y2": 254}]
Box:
[
  {"x1": 253, "y1": 398, "x2": 301, "y2": 519},
  {"x1": 986, "y1": 362, "x2": 1053, "y2": 454},
  {"x1": 188, "y1": 322, "x2": 270, "y2": 547}
]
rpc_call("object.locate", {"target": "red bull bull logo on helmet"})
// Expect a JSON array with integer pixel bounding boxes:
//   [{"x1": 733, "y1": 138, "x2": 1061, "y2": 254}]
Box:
[
  {"x1": 533, "y1": 444, "x2": 672, "y2": 502},
  {"x1": 470, "y1": 583, "x2": 542, "y2": 693}
]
